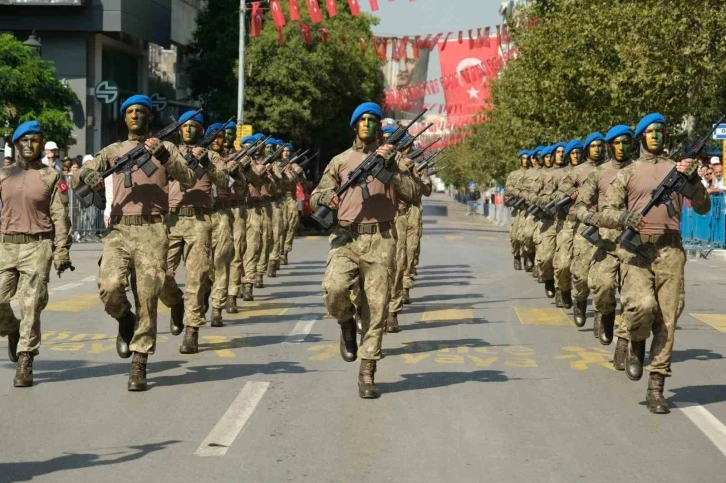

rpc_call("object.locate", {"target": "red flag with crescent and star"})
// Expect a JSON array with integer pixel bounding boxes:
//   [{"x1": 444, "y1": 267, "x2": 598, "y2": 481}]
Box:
[
  {"x1": 250, "y1": 2, "x2": 263, "y2": 37},
  {"x1": 348, "y1": 0, "x2": 360, "y2": 15},
  {"x1": 325, "y1": 0, "x2": 337, "y2": 17},
  {"x1": 270, "y1": 0, "x2": 286, "y2": 27},
  {"x1": 289, "y1": 0, "x2": 301, "y2": 20}
]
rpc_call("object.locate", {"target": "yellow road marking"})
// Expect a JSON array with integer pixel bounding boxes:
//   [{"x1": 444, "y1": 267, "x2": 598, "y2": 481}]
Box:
[
  {"x1": 691, "y1": 314, "x2": 726, "y2": 333},
  {"x1": 421, "y1": 308, "x2": 474, "y2": 322},
  {"x1": 554, "y1": 346, "x2": 615, "y2": 371},
  {"x1": 307, "y1": 344, "x2": 338, "y2": 360},
  {"x1": 444, "y1": 235, "x2": 464, "y2": 241},
  {"x1": 45, "y1": 293, "x2": 102, "y2": 312},
  {"x1": 514, "y1": 307, "x2": 573, "y2": 326},
  {"x1": 201, "y1": 335, "x2": 236, "y2": 358},
  {"x1": 478, "y1": 236, "x2": 499, "y2": 241}
]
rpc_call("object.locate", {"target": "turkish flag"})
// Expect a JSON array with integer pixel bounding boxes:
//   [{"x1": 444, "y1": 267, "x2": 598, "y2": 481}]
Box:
[
  {"x1": 58, "y1": 180, "x2": 69, "y2": 193},
  {"x1": 369, "y1": 0, "x2": 379, "y2": 11},
  {"x1": 300, "y1": 24, "x2": 313, "y2": 44},
  {"x1": 348, "y1": 0, "x2": 360, "y2": 15},
  {"x1": 289, "y1": 0, "x2": 301, "y2": 20},
  {"x1": 250, "y1": 1, "x2": 263, "y2": 37},
  {"x1": 325, "y1": 0, "x2": 337, "y2": 17},
  {"x1": 306, "y1": 0, "x2": 324, "y2": 23},
  {"x1": 270, "y1": 0, "x2": 286, "y2": 27},
  {"x1": 437, "y1": 32, "x2": 501, "y2": 123}
]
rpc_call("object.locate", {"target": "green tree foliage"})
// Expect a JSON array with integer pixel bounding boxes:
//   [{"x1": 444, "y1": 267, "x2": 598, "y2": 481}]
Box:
[
  {"x1": 0, "y1": 33, "x2": 77, "y2": 149},
  {"x1": 448, "y1": 0, "x2": 726, "y2": 186},
  {"x1": 186, "y1": 0, "x2": 383, "y2": 159}
]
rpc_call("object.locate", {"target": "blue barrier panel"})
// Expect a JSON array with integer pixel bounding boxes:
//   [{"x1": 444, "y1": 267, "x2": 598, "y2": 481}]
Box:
[{"x1": 681, "y1": 193, "x2": 725, "y2": 250}]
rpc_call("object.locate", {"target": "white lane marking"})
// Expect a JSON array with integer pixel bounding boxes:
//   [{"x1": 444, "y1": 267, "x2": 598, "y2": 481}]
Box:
[
  {"x1": 283, "y1": 315, "x2": 319, "y2": 344},
  {"x1": 52, "y1": 283, "x2": 83, "y2": 292},
  {"x1": 82, "y1": 275, "x2": 96, "y2": 283},
  {"x1": 195, "y1": 381, "x2": 270, "y2": 457},
  {"x1": 677, "y1": 403, "x2": 726, "y2": 457}
]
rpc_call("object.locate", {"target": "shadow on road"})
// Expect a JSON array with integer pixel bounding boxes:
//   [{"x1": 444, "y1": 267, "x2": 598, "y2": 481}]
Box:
[
  {"x1": 199, "y1": 333, "x2": 323, "y2": 351},
  {"x1": 277, "y1": 271, "x2": 325, "y2": 278},
  {"x1": 150, "y1": 361, "x2": 309, "y2": 388},
  {"x1": 415, "y1": 274, "x2": 476, "y2": 282},
  {"x1": 418, "y1": 264, "x2": 470, "y2": 270},
  {"x1": 671, "y1": 348, "x2": 724, "y2": 363},
  {"x1": 400, "y1": 318, "x2": 496, "y2": 331},
  {"x1": 383, "y1": 339, "x2": 508, "y2": 357},
  {"x1": 667, "y1": 384, "x2": 726, "y2": 406},
  {"x1": 0, "y1": 440, "x2": 180, "y2": 482},
  {"x1": 378, "y1": 370, "x2": 512, "y2": 394},
  {"x1": 11, "y1": 360, "x2": 186, "y2": 386}
]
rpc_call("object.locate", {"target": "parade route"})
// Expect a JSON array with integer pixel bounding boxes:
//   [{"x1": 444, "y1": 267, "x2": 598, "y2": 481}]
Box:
[{"x1": 1, "y1": 194, "x2": 725, "y2": 483}]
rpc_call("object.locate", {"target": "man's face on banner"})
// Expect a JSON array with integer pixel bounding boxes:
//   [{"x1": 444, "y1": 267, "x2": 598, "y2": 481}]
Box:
[{"x1": 383, "y1": 43, "x2": 422, "y2": 89}]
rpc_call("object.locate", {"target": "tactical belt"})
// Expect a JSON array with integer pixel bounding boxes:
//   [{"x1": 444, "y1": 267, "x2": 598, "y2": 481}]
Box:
[
  {"x1": 111, "y1": 215, "x2": 164, "y2": 226},
  {"x1": 639, "y1": 233, "x2": 682, "y2": 247},
  {"x1": 338, "y1": 220, "x2": 392, "y2": 235},
  {"x1": 246, "y1": 198, "x2": 263, "y2": 208},
  {"x1": 213, "y1": 201, "x2": 235, "y2": 210},
  {"x1": 0, "y1": 232, "x2": 52, "y2": 244},
  {"x1": 170, "y1": 206, "x2": 210, "y2": 217}
]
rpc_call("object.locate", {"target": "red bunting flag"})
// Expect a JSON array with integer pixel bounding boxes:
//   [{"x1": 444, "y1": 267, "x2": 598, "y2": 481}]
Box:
[
  {"x1": 318, "y1": 27, "x2": 329, "y2": 42},
  {"x1": 483, "y1": 27, "x2": 491, "y2": 47},
  {"x1": 413, "y1": 35, "x2": 420, "y2": 58},
  {"x1": 306, "y1": 0, "x2": 324, "y2": 23},
  {"x1": 468, "y1": 29, "x2": 474, "y2": 49},
  {"x1": 270, "y1": 0, "x2": 286, "y2": 27},
  {"x1": 250, "y1": 2, "x2": 263, "y2": 37},
  {"x1": 289, "y1": 0, "x2": 301, "y2": 20},
  {"x1": 325, "y1": 0, "x2": 337, "y2": 17},
  {"x1": 369, "y1": 0, "x2": 379, "y2": 11},
  {"x1": 457, "y1": 31, "x2": 463, "y2": 43},
  {"x1": 300, "y1": 24, "x2": 313, "y2": 44},
  {"x1": 348, "y1": 0, "x2": 360, "y2": 15},
  {"x1": 439, "y1": 32, "x2": 452, "y2": 51}
]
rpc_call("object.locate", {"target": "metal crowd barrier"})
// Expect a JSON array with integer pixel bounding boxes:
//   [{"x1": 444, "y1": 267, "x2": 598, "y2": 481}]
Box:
[
  {"x1": 681, "y1": 193, "x2": 726, "y2": 254},
  {"x1": 65, "y1": 175, "x2": 105, "y2": 243}
]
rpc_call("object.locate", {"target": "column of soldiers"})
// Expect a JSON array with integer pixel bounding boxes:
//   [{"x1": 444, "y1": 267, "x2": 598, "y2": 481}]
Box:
[
  {"x1": 0, "y1": 94, "x2": 312, "y2": 391},
  {"x1": 505, "y1": 113, "x2": 710, "y2": 414}
]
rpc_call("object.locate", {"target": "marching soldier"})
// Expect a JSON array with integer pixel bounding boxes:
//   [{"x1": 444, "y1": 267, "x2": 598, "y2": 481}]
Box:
[
  {"x1": 533, "y1": 145, "x2": 559, "y2": 299},
  {"x1": 0, "y1": 120, "x2": 72, "y2": 387},
  {"x1": 519, "y1": 148, "x2": 543, "y2": 273},
  {"x1": 72, "y1": 94, "x2": 197, "y2": 391},
  {"x1": 544, "y1": 142, "x2": 570, "y2": 305},
  {"x1": 599, "y1": 113, "x2": 709, "y2": 414},
  {"x1": 279, "y1": 142, "x2": 295, "y2": 266},
  {"x1": 504, "y1": 150, "x2": 529, "y2": 270},
  {"x1": 282, "y1": 144, "x2": 310, "y2": 264},
  {"x1": 256, "y1": 138, "x2": 277, "y2": 287},
  {"x1": 311, "y1": 102, "x2": 419, "y2": 399},
  {"x1": 239, "y1": 135, "x2": 266, "y2": 300},
  {"x1": 402, "y1": 159, "x2": 432, "y2": 305}
]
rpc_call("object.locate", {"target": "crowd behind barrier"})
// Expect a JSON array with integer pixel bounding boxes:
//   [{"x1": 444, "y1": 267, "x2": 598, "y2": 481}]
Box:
[
  {"x1": 64, "y1": 175, "x2": 105, "y2": 242},
  {"x1": 681, "y1": 193, "x2": 726, "y2": 254}
]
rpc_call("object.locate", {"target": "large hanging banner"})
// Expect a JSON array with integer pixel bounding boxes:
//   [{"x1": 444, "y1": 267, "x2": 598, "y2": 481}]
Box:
[{"x1": 380, "y1": 38, "x2": 431, "y2": 121}]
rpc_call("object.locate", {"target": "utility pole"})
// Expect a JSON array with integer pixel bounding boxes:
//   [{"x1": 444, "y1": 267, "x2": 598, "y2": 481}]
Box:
[{"x1": 237, "y1": 0, "x2": 247, "y2": 125}]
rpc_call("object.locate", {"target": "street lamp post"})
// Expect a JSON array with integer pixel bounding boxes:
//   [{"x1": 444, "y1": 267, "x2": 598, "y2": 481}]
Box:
[
  {"x1": 237, "y1": 0, "x2": 247, "y2": 126},
  {"x1": 23, "y1": 30, "x2": 42, "y2": 55}
]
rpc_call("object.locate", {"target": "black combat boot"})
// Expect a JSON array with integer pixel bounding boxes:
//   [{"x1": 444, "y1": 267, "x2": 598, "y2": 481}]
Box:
[
  {"x1": 116, "y1": 312, "x2": 136, "y2": 359},
  {"x1": 254, "y1": 274, "x2": 264, "y2": 289},
  {"x1": 613, "y1": 337, "x2": 628, "y2": 371},
  {"x1": 267, "y1": 264, "x2": 277, "y2": 278},
  {"x1": 386, "y1": 312, "x2": 400, "y2": 333},
  {"x1": 555, "y1": 291, "x2": 564, "y2": 308},
  {"x1": 180, "y1": 326, "x2": 199, "y2": 354},
  {"x1": 561, "y1": 290, "x2": 573, "y2": 309},
  {"x1": 513, "y1": 256, "x2": 522, "y2": 271},
  {"x1": 226, "y1": 296, "x2": 240, "y2": 314},
  {"x1": 7, "y1": 330, "x2": 19, "y2": 363},
  {"x1": 275, "y1": 259, "x2": 281, "y2": 271},
  {"x1": 211, "y1": 308, "x2": 224, "y2": 328},
  {"x1": 544, "y1": 280, "x2": 555, "y2": 298},
  {"x1": 573, "y1": 299, "x2": 587, "y2": 327},
  {"x1": 402, "y1": 289, "x2": 411, "y2": 305},
  {"x1": 170, "y1": 302, "x2": 184, "y2": 336},
  {"x1": 599, "y1": 312, "x2": 615, "y2": 345},
  {"x1": 13, "y1": 352, "x2": 33, "y2": 388},
  {"x1": 339, "y1": 319, "x2": 358, "y2": 362},
  {"x1": 646, "y1": 373, "x2": 670, "y2": 414},
  {"x1": 281, "y1": 252, "x2": 288, "y2": 265},
  {"x1": 127, "y1": 352, "x2": 148, "y2": 392},
  {"x1": 242, "y1": 284, "x2": 254, "y2": 302},
  {"x1": 593, "y1": 312, "x2": 601, "y2": 339},
  {"x1": 524, "y1": 256, "x2": 534, "y2": 272},
  {"x1": 358, "y1": 359, "x2": 380, "y2": 399},
  {"x1": 626, "y1": 339, "x2": 646, "y2": 381}
]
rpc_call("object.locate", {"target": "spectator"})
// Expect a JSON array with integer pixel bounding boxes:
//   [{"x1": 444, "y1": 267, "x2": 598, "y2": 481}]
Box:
[
  {"x1": 70, "y1": 162, "x2": 79, "y2": 175},
  {"x1": 3, "y1": 156, "x2": 12, "y2": 167},
  {"x1": 713, "y1": 162, "x2": 725, "y2": 189},
  {"x1": 82, "y1": 154, "x2": 94, "y2": 166},
  {"x1": 61, "y1": 159, "x2": 72, "y2": 175},
  {"x1": 703, "y1": 167, "x2": 723, "y2": 194},
  {"x1": 42, "y1": 141, "x2": 63, "y2": 172}
]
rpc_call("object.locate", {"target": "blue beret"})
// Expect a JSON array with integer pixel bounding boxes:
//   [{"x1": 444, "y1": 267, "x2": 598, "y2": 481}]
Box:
[
  {"x1": 253, "y1": 133, "x2": 265, "y2": 139},
  {"x1": 224, "y1": 122, "x2": 237, "y2": 131},
  {"x1": 542, "y1": 146, "x2": 554, "y2": 157},
  {"x1": 350, "y1": 102, "x2": 382, "y2": 127},
  {"x1": 12, "y1": 120, "x2": 42, "y2": 143},
  {"x1": 532, "y1": 145, "x2": 544, "y2": 157},
  {"x1": 240, "y1": 135, "x2": 256, "y2": 145},
  {"x1": 264, "y1": 138, "x2": 278, "y2": 145},
  {"x1": 382, "y1": 125, "x2": 397, "y2": 134},
  {"x1": 119, "y1": 95, "x2": 152, "y2": 115},
  {"x1": 605, "y1": 125, "x2": 634, "y2": 143},
  {"x1": 517, "y1": 150, "x2": 530, "y2": 158},
  {"x1": 205, "y1": 122, "x2": 223, "y2": 137},
  {"x1": 274, "y1": 139, "x2": 284, "y2": 146},
  {"x1": 635, "y1": 112, "x2": 666, "y2": 138},
  {"x1": 584, "y1": 132, "x2": 605, "y2": 148},
  {"x1": 284, "y1": 143, "x2": 294, "y2": 150},
  {"x1": 179, "y1": 110, "x2": 204, "y2": 126},
  {"x1": 564, "y1": 139, "x2": 584, "y2": 157},
  {"x1": 552, "y1": 142, "x2": 567, "y2": 151}
]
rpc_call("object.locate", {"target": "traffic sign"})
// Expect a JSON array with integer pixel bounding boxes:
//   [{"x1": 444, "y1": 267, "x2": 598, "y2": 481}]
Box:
[
  {"x1": 94, "y1": 80, "x2": 118, "y2": 104},
  {"x1": 237, "y1": 124, "x2": 253, "y2": 137},
  {"x1": 150, "y1": 93, "x2": 168, "y2": 112},
  {"x1": 713, "y1": 124, "x2": 726, "y2": 140}
]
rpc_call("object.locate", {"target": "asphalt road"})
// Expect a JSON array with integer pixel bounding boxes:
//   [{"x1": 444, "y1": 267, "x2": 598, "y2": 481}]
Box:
[{"x1": 1, "y1": 194, "x2": 725, "y2": 483}]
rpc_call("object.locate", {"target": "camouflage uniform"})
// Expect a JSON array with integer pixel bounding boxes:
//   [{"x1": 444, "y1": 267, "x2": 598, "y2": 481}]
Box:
[
  {"x1": 0, "y1": 161, "x2": 71, "y2": 355},
  {"x1": 533, "y1": 167, "x2": 557, "y2": 282},
  {"x1": 284, "y1": 166, "x2": 310, "y2": 255},
  {"x1": 256, "y1": 171, "x2": 276, "y2": 280},
  {"x1": 268, "y1": 164, "x2": 286, "y2": 270},
  {"x1": 504, "y1": 168, "x2": 526, "y2": 258},
  {"x1": 599, "y1": 152, "x2": 709, "y2": 376},
  {"x1": 518, "y1": 167, "x2": 542, "y2": 264},
  {"x1": 208, "y1": 149, "x2": 236, "y2": 310},
  {"x1": 403, "y1": 169, "x2": 431, "y2": 292},
  {"x1": 552, "y1": 165, "x2": 576, "y2": 295},
  {"x1": 73, "y1": 137, "x2": 195, "y2": 354},
  {"x1": 311, "y1": 141, "x2": 419, "y2": 360}
]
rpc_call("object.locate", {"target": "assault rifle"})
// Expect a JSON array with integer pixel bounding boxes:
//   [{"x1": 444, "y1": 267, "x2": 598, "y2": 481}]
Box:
[
  {"x1": 417, "y1": 150, "x2": 443, "y2": 171},
  {"x1": 429, "y1": 164, "x2": 447, "y2": 176},
  {"x1": 228, "y1": 135, "x2": 271, "y2": 164},
  {"x1": 297, "y1": 152, "x2": 318, "y2": 169},
  {"x1": 185, "y1": 116, "x2": 235, "y2": 179},
  {"x1": 261, "y1": 146, "x2": 284, "y2": 166},
  {"x1": 280, "y1": 149, "x2": 309, "y2": 169},
  {"x1": 618, "y1": 114, "x2": 726, "y2": 254},
  {"x1": 74, "y1": 108, "x2": 203, "y2": 209},
  {"x1": 527, "y1": 203, "x2": 547, "y2": 221},
  {"x1": 544, "y1": 194, "x2": 575, "y2": 217},
  {"x1": 397, "y1": 123, "x2": 433, "y2": 153},
  {"x1": 312, "y1": 109, "x2": 427, "y2": 229},
  {"x1": 408, "y1": 138, "x2": 441, "y2": 161}
]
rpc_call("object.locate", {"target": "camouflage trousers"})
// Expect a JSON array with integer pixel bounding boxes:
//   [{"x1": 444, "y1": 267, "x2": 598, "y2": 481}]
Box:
[
  {"x1": 228, "y1": 206, "x2": 248, "y2": 297},
  {"x1": 534, "y1": 218, "x2": 556, "y2": 280},
  {"x1": 160, "y1": 213, "x2": 212, "y2": 328},
  {"x1": 244, "y1": 203, "x2": 264, "y2": 284},
  {"x1": 619, "y1": 244, "x2": 685, "y2": 376},
  {"x1": 588, "y1": 242, "x2": 620, "y2": 316},
  {"x1": 509, "y1": 209, "x2": 524, "y2": 256},
  {"x1": 0, "y1": 240, "x2": 52, "y2": 355},
  {"x1": 257, "y1": 201, "x2": 273, "y2": 275},
  {"x1": 571, "y1": 232, "x2": 596, "y2": 301},
  {"x1": 518, "y1": 213, "x2": 536, "y2": 258},
  {"x1": 389, "y1": 212, "x2": 410, "y2": 314},
  {"x1": 99, "y1": 222, "x2": 168, "y2": 354},
  {"x1": 323, "y1": 226, "x2": 396, "y2": 360},
  {"x1": 283, "y1": 195, "x2": 299, "y2": 254},
  {"x1": 270, "y1": 199, "x2": 284, "y2": 264},
  {"x1": 403, "y1": 204, "x2": 422, "y2": 289},
  {"x1": 413, "y1": 202, "x2": 423, "y2": 266},
  {"x1": 553, "y1": 218, "x2": 575, "y2": 292},
  {"x1": 209, "y1": 208, "x2": 235, "y2": 308}
]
